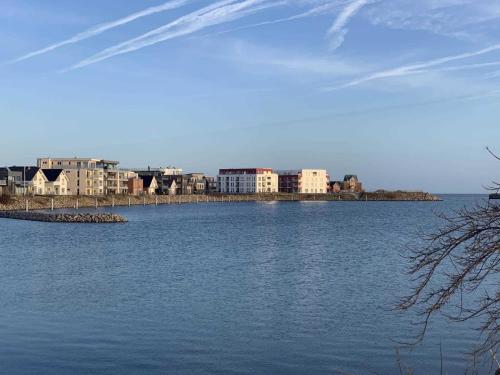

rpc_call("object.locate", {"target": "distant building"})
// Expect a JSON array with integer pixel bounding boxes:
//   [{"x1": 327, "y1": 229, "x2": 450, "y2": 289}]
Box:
[
  {"x1": 8, "y1": 166, "x2": 47, "y2": 195},
  {"x1": 204, "y1": 176, "x2": 217, "y2": 194},
  {"x1": 134, "y1": 166, "x2": 183, "y2": 194},
  {"x1": 38, "y1": 158, "x2": 109, "y2": 195},
  {"x1": 278, "y1": 169, "x2": 328, "y2": 194},
  {"x1": 37, "y1": 157, "x2": 136, "y2": 195},
  {"x1": 162, "y1": 173, "x2": 206, "y2": 195},
  {"x1": 343, "y1": 175, "x2": 363, "y2": 192},
  {"x1": 141, "y1": 176, "x2": 159, "y2": 195},
  {"x1": 106, "y1": 169, "x2": 138, "y2": 195},
  {"x1": 127, "y1": 178, "x2": 143, "y2": 196},
  {"x1": 42, "y1": 169, "x2": 69, "y2": 195},
  {"x1": 217, "y1": 168, "x2": 278, "y2": 194},
  {"x1": 0, "y1": 167, "x2": 20, "y2": 195},
  {"x1": 328, "y1": 181, "x2": 343, "y2": 193},
  {"x1": 328, "y1": 175, "x2": 364, "y2": 193}
]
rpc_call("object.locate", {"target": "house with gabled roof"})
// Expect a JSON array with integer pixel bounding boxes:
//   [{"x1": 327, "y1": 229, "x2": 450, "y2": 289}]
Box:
[
  {"x1": 42, "y1": 169, "x2": 69, "y2": 195},
  {"x1": 8, "y1": 166, "x2": 47, "y2": 195},
  {"x1": 140, "y1": 175, "x2": 159, "y2": 195}
]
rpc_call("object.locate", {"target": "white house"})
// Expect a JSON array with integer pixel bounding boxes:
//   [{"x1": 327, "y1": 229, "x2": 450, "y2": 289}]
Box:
[{"x1": 42, "y1": 169, "x2": 69, "y2": 195}]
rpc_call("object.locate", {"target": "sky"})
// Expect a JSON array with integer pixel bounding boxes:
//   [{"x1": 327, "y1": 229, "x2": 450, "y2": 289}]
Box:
[{"x1": 1, "y1": 0, "x2": 500, "y2": 193}]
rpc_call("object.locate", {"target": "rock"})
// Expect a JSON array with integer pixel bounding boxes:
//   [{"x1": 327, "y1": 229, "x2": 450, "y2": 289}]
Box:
[{"x1": 0, "y1": 211, "x2": 127, "y2": 223}]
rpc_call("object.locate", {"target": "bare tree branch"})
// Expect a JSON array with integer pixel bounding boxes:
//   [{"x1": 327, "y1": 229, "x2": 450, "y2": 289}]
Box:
[
  {"x1": 397, "y1": 200, "x2": 500, "y2": 359},
  {"x1": 487, "y1": 147, "x2": 500, "y2": 161}
]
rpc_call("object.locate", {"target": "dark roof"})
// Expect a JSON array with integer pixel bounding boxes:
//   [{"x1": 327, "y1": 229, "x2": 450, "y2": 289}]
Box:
[
  {"x1": 9, "y1": 166, "x2": 41, "y2": 181},
  {"x1": 42, "y1": 169, "x2": 64, "y2": 182},
  {"x1": 344, "y1": 175, "x2": 358, "y2": 181},
  {"x1": 140, "y1": 175, "x2": 156, "y2": 188}
]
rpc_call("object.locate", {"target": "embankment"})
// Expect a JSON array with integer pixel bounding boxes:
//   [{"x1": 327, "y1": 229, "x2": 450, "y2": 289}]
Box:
[{"x1": 0, "y1": 191, "x2": 440, "y2": 212}]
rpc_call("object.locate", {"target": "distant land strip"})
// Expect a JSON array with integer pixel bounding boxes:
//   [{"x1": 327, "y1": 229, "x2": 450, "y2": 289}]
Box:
[{"x1": 0, "y1": 192, "x2": 441, "y2": 212}]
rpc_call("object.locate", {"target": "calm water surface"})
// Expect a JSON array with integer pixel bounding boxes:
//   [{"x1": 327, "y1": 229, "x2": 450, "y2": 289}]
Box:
[{"x1": 0, "y1": 195, "x2": 492, "y2": 374}]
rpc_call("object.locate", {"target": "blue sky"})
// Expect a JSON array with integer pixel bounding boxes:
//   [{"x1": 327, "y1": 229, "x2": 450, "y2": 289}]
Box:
[{"x1": 1, "y1": 0, "x2": 500, "y2": 193}]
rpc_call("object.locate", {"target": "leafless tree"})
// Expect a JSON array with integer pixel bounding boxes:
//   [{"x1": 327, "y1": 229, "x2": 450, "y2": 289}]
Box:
[{"x1": 397, "y1": 148, "x2": 500, "y2": 364}]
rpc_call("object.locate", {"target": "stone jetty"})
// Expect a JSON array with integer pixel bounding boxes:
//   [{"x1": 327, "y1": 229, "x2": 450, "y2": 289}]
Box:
[{"x1": 0, "y1": 211, "x2": 127, "y2": 223}]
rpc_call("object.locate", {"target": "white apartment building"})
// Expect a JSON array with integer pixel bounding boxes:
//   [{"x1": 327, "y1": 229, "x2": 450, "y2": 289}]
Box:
[
  {"x1": 217, "y1": 168, "x2": 278, "y2": 194},
  {"x1": 278, "y1": 169, "x2": 328, "y2": 194}
]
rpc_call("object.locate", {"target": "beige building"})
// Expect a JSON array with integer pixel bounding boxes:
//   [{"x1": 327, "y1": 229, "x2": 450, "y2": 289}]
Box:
[
  {"x1": 278, "y1": 169, "x2": 328, "y2": 194},
  {"x1": 217, "y1": 168, "x2": 278, "y2": 194},
  {"x1": 106, "y1": 169, "x2": 138, "y2": 195},
  {"x1": 37, "y1": 158, "x2": 135, "y2": 195}
]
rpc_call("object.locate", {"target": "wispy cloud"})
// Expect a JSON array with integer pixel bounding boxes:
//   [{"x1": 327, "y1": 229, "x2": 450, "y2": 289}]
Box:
[
  {"x1": 362, "y1": 0, "x2": 500, "y2": 42},
  {"x1": 63, "y1": 0, "x2": 283, "y2": 72},
  {"x1": 197, "y1": 1, "x2": 343, "y2": 38},
  {"x1": 6, "y1": 0, "x2": 190, "y2": 64},
  {"x1": 325, "y1": 42, "x2": 500, "y2": 90},
  {"x1": 327, "y1": 0, "x2": 368, "y2": 50}
]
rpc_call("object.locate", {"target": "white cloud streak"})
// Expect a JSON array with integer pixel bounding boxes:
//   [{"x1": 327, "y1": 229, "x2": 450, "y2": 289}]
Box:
[
  {"x1": 198, "y1": 1, "x2": 344, "y2": 38},
  {"x1": 63, "y1": 0, "x2": 282, "y2": 72},
  {"x1": 327, "y1": 0, "x2": 368, "y2": 50},
  {"x1": 6, "y1": 0, "x2": 191, "y2": 64},
  {"x1": 326, "y1": 42, "x2": 500, "y2": 90}
]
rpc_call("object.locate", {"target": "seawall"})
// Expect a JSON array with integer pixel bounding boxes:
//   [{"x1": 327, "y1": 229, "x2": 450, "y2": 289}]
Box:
[
  {"x1": 0, "y1": 192, "x2": 440, "y2": 212},
  {"x1": 0, "y1": 211, "x2": 127, "y2": 223}
]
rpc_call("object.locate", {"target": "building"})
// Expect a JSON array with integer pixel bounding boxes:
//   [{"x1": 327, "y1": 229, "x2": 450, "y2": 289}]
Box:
[
  {"x1": 217, "y1": 168, "x2": 278, "y2": 194},
  {"x1": 42, "y1": 169, "x2": 69, "y2": 195},
  {"x1": 141, "y1": 176, "x2": 159, "y2": 195},
  {"x1": 134, "y1": 166, "x2": 183, "y2": 194},
  {"x1": 278, "y1": 169, "x2": 328, "y2": 194},
  {"x1": 37, "y1": 157, "x2": 136, "y2": 195},
  {"x1": 127, "y1": 178, "x2": 144, "y2": 196},
  {"x1": 185, "y1": 173, "x2": 209, "y2": 195},
  {"x1": 327, "y1": 175, "x2": 364, "y2": 193},
  {"x1": 0, "y1": 167, "x2": 19, "y2": 195},
  {"x1": 38, "y1": 158, "x2": 107, "y2": 195},
  {"x1": 106, "y1": 169, "x2": 138, "y2": 195},
  {"x1": 343, "y1": 175, "x2": 363, "y2": 193},
  {"x1": 8, "y1": 167, "x2": 47, "y2": 195},
  {"x1": 205, "y1": 176, "x2": 217, "y2": 194},
  {"x1": 328, "y1": 181, "x2": 343, "y2": 193}
]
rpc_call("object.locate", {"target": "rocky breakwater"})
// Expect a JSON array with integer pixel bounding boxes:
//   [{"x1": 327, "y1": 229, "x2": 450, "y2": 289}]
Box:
[{"x1": 0, "y1": 211, "x2": 127, "y2": 223}]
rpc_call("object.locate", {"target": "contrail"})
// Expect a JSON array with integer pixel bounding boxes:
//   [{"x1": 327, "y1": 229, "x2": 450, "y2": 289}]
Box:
[
  {"x1": 327, "y1": 0, "x2": 368, "y2": 51},
  {"x1": 196, "y1": 1, "x2": 344, "y2": 38},
  {"x1": 324, "y1": 42, "x2": 500, "y2": 90},
  {"x1": 7, "y1": 0, "x2": 191, "y2": 64},
  {"x1": 63, "y1": 0, "x2": 282, "y2": 72}
]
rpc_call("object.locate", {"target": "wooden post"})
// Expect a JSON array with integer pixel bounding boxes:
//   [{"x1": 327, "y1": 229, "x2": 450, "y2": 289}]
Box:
[
  {"x1": 51, "y1": 198, "x2": 54, "y2": 211},
  {"x1": 155, "y1": 196, "x2": 158, "y2": 206},
  {"x1": 143, "y1": 197, "x2": 146, "y2": 206},
  {"x1": 25, "y1": 199, "x2": 28, "y2": 212},
  {"x1": 112, "y1": 197, "x2": 115, "y2": 207},
  {"x1": 76, "y1": 199, "x2": 79, "y2": 210},
  {"x1": 129, "y1": 197, "x2": 131, "y2": 206},
  {"x1": 95, "y1": 198, "x2": 98, "y2": 209}
]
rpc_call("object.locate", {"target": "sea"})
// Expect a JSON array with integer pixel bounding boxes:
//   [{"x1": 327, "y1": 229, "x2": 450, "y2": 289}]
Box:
[{"x1": 0, "y1": 195, "x2": 495, "y2": 374}]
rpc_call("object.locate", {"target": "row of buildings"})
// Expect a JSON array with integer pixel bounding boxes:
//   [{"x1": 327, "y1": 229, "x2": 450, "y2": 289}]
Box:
[{"x1": 0, "y1": 157, "x2": 363, "y2": 196}]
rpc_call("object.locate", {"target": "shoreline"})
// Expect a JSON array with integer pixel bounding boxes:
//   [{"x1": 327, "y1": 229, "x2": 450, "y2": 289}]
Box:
[{"x1": 0, "y1": 192, "x2": 441, "y2": 212}]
